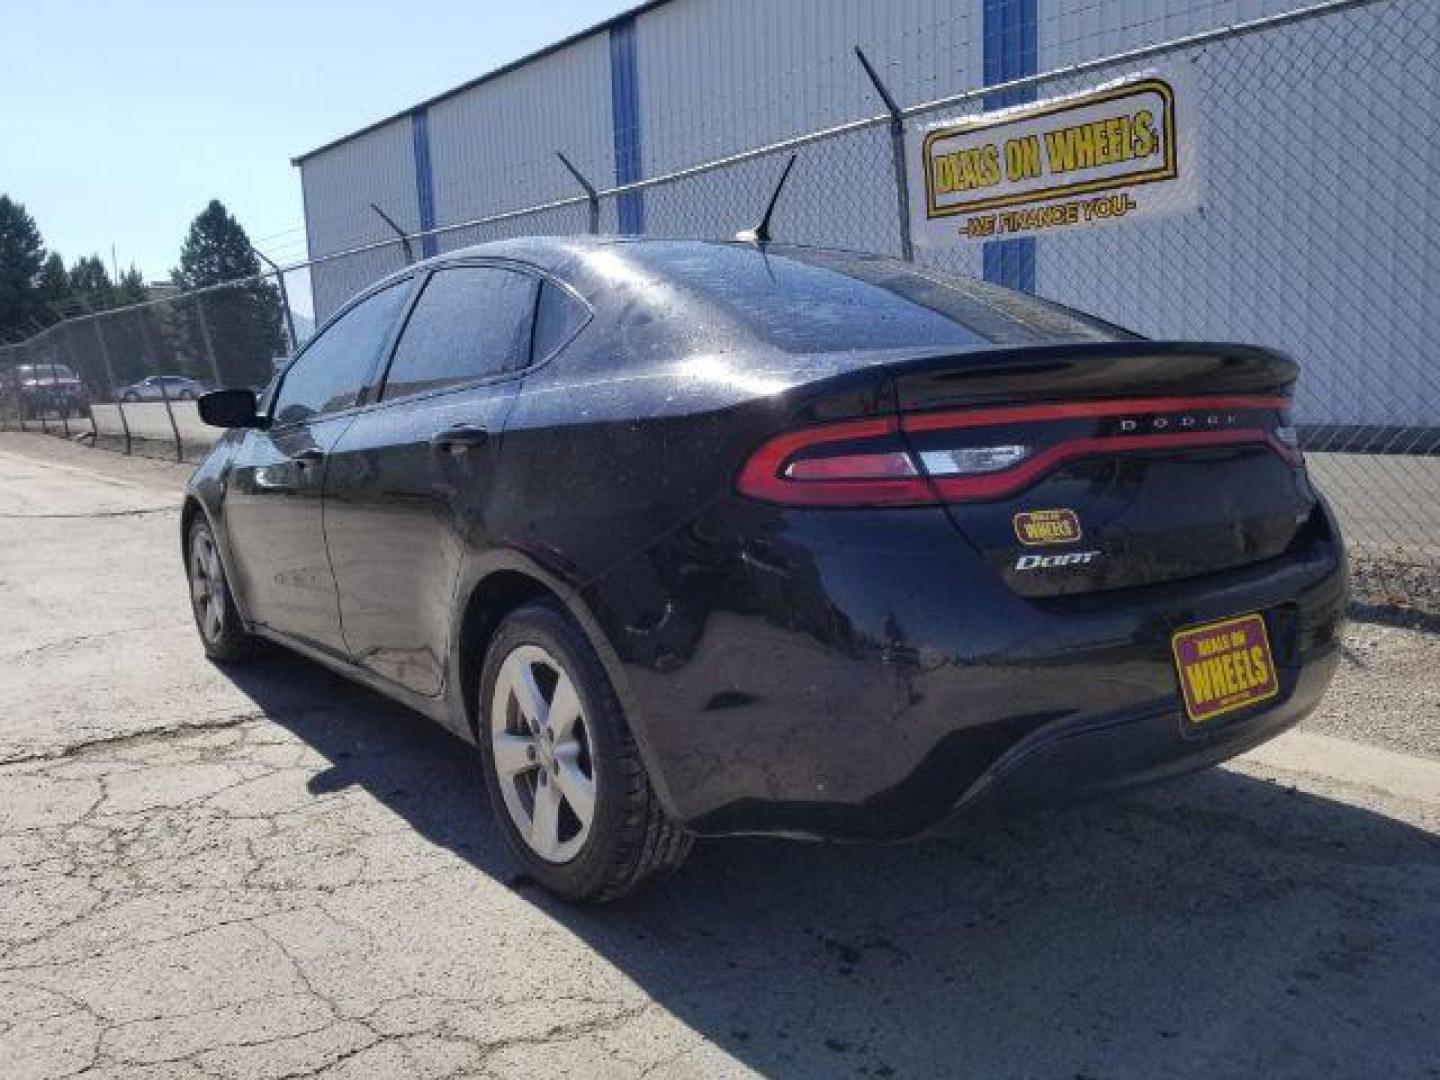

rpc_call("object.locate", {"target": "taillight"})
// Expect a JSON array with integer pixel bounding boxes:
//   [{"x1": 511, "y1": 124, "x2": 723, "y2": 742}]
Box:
[
  {"x1": 735, "y1": 417, "x2": 933, "y2": 506},
  {"x1": 737, "y1": 395, "x2": 1299, "y2": 507}
]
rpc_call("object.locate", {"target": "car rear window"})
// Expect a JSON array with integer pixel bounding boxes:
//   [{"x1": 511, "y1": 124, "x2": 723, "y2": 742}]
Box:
[{"x1": 620, "y1": 243, "x2": 1132, "y2": 353}]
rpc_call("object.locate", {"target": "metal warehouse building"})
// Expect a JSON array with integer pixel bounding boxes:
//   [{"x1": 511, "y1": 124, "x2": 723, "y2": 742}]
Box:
[{"x1": 293, "y1": 0, "x2": 1437, "y2": 429}]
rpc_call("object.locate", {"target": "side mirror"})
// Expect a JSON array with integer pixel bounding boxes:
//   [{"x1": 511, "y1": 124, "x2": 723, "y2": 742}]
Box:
[{"x1": 198, "y1": 388, "x2": 264, "y2": 429}]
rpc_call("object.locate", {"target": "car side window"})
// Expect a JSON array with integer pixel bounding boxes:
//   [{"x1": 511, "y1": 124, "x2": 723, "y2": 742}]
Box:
[
  {"x1": 381, "y1": 266, "x2": 538, "y2": 401},
  {"x1": 530, "y1": 280, "x2": 588, "y2": 363},
  {"x1": 271, "y1": 281, "x2": 408, "y2": 427}
]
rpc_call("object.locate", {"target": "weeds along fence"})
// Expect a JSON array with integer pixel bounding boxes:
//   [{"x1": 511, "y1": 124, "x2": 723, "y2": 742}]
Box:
[{"x1": 0, "y1": 0, "x2": 1434, "y2": 610}]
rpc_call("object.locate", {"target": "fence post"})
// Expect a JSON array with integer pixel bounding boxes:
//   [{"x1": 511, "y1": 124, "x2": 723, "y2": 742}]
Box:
[
  {"x1": 136, "y1": 310, "x2": 183, "y2": 462},
  {"x1": 252, "y1": 247, "x2": 299, "y2": 357},
  {"x1": 155, "y1": 374, "x2": 183, "y2": 462},
  {"x1": 556, "y1": 152, "x2": 601, "y2": 235},
  {"x1": 369, "y1": 203, "x2": 416, "y2": 265},
  {"x1": 64, "y1": 322, "x2": 97, "y2": 441},
  {"x1": 93, "y1": 319, "x2": 131, "y2": 455},
  {"x1": 193, "y1": 295, "x2": 225, "y2": 389},
  {"x1": 14, "y1": 344, "x2": 27, "y2": 433},
  {"x1": 36, "y1": 342, "x2": 50, "y2": 436},
  {"x1": 52, "y1": 338, "x2": 73, "y2": 439},
  {"x1": 2, "y1": 350, "x2": 19, "y2": 432},
  {"x1": 854, "y1": 46, "x2": 914, "y2": 262}
]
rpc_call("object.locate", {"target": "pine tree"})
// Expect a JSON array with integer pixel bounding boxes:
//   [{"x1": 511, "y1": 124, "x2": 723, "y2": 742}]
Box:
[
  {"x1": 114, "y1": 265, "x2": 148, "y2": 306},
  {"x1": 0, "y1": 195, "x2": 46, "y2": 338},
  {"x1": 68, "y1": 255, "x2": 114, "y2": 312},
  {"x1": 172, "y1": 200, "x2": 283, "y2": 387},
  {"x1": 35, "y1": 254, "x2": 73, "y2": 319}
]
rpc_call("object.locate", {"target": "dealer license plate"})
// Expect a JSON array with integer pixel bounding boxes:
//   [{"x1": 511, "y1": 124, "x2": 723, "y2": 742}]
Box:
[{"x1": 1171, "y1": 613, "x2": 1278, "y2": 725}]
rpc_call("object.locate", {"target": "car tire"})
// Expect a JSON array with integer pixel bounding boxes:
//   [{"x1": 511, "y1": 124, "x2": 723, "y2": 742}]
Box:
[
  {"x1": 123, "y1": 393, "x2": 138, "y2": 403},
  {"x1": 186, "y1": 517, "x2": 264, "y2": 662},
  {"x1": 478, "y1": 600, "x2": 692, "y2": 902}
]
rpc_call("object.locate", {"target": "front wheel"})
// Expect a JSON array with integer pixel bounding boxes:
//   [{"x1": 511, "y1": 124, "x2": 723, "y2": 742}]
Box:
[
  {"x1": 186, "y1": 517, "x2": 264, "y2": 662},
  {"x1": 478, "y1": 601, "x2": 691, "y2": 902}
]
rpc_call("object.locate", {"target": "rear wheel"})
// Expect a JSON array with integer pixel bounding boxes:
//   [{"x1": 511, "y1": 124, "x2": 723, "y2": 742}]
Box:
[
  {"x1": 186, "y1": 518, "x2": 263, "y2": 662},
  {"x1": 478, "y1": 600, "x2": 691, "y2": 902}
]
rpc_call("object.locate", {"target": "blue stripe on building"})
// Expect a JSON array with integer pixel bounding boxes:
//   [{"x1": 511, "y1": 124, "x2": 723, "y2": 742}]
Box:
[
  {"x1": 410, "y1": 108, "x2": 439, "y2": 258},
  {"x1": 609, "y1": 17, "x2": 644, "y2": 234},
  {"x1": 982, "y1": 0, "x2": 1037, "y2": 293}
]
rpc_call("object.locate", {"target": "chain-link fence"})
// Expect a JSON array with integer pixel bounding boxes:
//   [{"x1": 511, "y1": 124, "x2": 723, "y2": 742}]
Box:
[{"x1": 1, "y1": 0, "x2": 1433, "y2": 611}]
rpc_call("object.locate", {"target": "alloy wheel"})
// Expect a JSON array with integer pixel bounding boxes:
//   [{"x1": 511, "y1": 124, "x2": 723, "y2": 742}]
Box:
[
  {"x1": 188, "y1": 528, "x2": 226, "y2": 644},
  {"x1": 489, "y1": 644, "x2": 597, "y2": 863}
]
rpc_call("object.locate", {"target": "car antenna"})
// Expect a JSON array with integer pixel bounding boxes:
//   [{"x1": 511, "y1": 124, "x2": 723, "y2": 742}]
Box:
[{"x1": 735, "y1": 154, "x2": 798, "y2": 245}]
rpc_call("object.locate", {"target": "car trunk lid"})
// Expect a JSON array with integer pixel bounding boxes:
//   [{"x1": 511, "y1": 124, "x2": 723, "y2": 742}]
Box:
[{"x1": 888, "y1": 343, "x2": 1313, "y2": 596}]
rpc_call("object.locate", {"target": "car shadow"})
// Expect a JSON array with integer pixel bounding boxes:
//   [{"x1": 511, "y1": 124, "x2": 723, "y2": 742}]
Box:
[{"x1": 219, "y1": 650, "x2": 1440, "y2": 1079}]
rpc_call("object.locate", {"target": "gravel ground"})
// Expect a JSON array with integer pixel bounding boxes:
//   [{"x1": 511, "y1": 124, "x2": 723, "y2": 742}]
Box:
[
  {"x1": 1309, "y1": 623, "x2": 1440, "y2": 760},
  {"x1": 0, "y1": 431, "x2": 1436, "y2": 1080}
]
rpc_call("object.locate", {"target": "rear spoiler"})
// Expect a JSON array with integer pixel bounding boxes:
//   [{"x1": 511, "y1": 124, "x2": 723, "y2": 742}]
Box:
[{"x1": 885, "y1": 342, "x2": 1299, "y2": 413}]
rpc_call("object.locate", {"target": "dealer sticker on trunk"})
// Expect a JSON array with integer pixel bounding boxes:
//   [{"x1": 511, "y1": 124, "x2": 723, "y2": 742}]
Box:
[
  {"x1": 1014, "y1": 509, "x2": 1082, "y2": 545},
  {"x1": 1171, "y1": 613, "x2": 1278, "y2": 725}
]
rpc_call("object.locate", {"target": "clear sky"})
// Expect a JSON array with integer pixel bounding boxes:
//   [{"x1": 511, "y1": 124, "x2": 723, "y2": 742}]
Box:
[{"x1": 0, "y1": 1, "x2": 635, "y2": 284}]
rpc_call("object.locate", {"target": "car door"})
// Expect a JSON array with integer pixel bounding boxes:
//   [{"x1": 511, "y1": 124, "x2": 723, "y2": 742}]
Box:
[
  {"x1": 222, "y1": 278, "x2": 412, "y2": 653},
  {"x1": 322, "y1": 262, "x2": 541, "y2": 696}
]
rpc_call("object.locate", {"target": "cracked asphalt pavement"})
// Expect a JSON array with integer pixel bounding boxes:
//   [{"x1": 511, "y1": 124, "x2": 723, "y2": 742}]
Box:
[{"x1": 1, "y1": 431, "x2": 1437, "y2": 1079}]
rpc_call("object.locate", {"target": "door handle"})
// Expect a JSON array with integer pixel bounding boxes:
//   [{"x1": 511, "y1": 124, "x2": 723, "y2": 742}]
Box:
[
  {"x1": 290, "y1": 448, "x2": 325, "y2": 469},
  {"x1": 430, "y1": 424, "x2": 490, "y2": 454}
]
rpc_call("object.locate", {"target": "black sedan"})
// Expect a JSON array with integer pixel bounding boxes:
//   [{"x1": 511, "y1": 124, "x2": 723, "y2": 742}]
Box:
[{"x1": 184, "y1": 238, "x2": 1347, "y2": 901}]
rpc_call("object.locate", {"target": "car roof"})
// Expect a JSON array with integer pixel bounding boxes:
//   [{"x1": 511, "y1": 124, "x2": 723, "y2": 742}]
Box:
[
  {"x1": 366, "y1": 236, "x2": 1132, "y2": 350},
  {"x1": 406, "y1": 235, "x2": 912, "y2": 279}
]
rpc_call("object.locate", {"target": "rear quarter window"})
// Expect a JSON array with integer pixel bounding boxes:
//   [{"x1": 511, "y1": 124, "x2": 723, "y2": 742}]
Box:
[{"x1": 530, "y1": 280, "x2": 589, "y2": 363}]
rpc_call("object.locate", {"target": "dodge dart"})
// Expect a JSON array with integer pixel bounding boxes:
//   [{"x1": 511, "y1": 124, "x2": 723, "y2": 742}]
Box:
[{"x1": 183, "y1": 238, "x2": 1347, "y2": 901}]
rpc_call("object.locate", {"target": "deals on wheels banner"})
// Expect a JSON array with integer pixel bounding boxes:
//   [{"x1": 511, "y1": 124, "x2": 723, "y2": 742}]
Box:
[{"x1": 907, "y1": 64, "x2": 1200, "y2": 248}]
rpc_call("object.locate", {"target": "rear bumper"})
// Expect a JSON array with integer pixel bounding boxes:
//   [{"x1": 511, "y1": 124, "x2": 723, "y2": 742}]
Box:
[
  {"x1": 588, "y1": 498, "x2": 1348, "y2": 841},
  {"x1": 918, "y1": 639, "x2": 1339, "y2": 835}
]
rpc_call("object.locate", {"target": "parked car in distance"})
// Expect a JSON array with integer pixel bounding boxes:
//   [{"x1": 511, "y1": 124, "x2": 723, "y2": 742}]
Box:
[
  {"x1": 118, "y1": 374, "x2": 209, "y2": 402},
  {"x1": 3, "y1": 362, "x2": 89, "y2": 418},
  {"x1": 181, "y1": 237, "x2": 1348, "y2": 902}
]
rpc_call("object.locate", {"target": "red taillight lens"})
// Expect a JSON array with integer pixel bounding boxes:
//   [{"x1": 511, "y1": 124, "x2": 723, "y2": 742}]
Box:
[
  {"x1": 737, "y1": 395, "x2": 1299, "y2": 507},
  {"x1": 784, "y1": 451, "x2": 917, "y2": 481},
  {"x1": 736, "y1": 416, "x2": 935, "y2": 506}
]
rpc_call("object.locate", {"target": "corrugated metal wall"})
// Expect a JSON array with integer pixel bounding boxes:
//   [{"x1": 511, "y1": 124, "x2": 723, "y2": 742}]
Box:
[
  {"x1": 295, "y1": 0, "x2": 1434, "y2": 424},
  {"x1": 1039, "y1": 0, "x2": 1298, "y2": 64},
  {"x1": 299, "y1": 117, "x2": 418, "y2": 320},
  {"x1": 1030, "y1": 0, "x2": 1439, "y2": 426},
  {"x1": 632, "y1": 0, "x2": 985, "y2": 267},
  {"x1": 298, "y1": 0, "x2": 992, "y2": 318},
  {"x1": 300, "y1": 33, "x2": 615, "y2": 322},
  {"x1": 428, "y1": 34, "x2": 615, "y2": 252}
]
